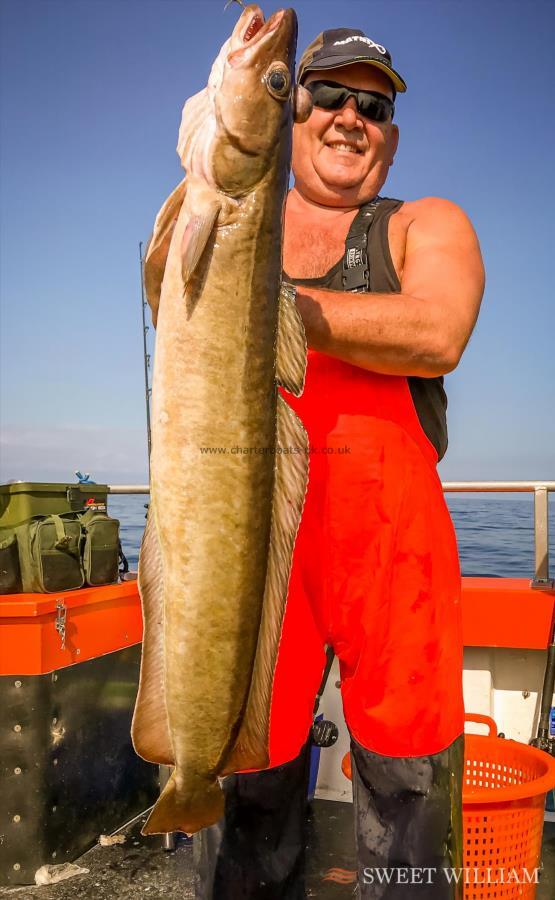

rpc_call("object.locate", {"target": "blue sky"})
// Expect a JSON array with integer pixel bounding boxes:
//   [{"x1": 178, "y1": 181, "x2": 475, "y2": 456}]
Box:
[{"x1": 1, "y1": 0, "x2": 553, "y2": 484}]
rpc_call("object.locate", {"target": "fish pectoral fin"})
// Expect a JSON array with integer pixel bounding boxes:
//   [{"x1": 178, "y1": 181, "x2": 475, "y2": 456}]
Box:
[
  {"x1": 219, "y1": 395, "x2": 309, "y2": 775},
  {"x1": 276, "y1": 282, "x2": 307, "y2": 397},
  {"x1": 131, "y1": 502, "x2": 175, "y2": 767},
  {"x1": 144, "y1": 177, "x2": 187, "y2": 327},
  {"x1": 181, "y1": 200, "x2": 221, "y2": 285}
]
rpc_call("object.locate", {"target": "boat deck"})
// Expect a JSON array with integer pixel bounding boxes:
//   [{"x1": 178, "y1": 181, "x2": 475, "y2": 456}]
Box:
[{"x1": 1, "y1": 800, "x2": 554, "y2": 899}]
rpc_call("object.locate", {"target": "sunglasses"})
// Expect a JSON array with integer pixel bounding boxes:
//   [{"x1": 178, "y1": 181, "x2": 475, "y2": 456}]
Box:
[{"x1": 305, "y1": 80, "x2": 395, "y2": 123}]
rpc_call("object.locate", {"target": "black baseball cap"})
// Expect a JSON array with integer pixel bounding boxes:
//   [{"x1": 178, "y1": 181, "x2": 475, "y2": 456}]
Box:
[{"x1": 297, "y1": 28, "x2": 407, "y2": 95}]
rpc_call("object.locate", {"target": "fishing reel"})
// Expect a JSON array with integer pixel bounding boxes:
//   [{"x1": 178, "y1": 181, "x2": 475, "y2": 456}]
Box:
[{"x1": 312, "y1": 719, "x2": 339, "y2": 748}]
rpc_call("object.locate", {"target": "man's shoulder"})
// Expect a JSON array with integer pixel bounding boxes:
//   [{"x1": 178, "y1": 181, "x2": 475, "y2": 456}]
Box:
[
  {"x1": 386, "y1": 196, "x2": 482, "y2": 285},
  {"x1": 392, "y1": 196, "x2": 477, "y2": 236}
]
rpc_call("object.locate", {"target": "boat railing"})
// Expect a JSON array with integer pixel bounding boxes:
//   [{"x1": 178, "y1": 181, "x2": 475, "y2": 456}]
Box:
[{"x1": 108, "y1": 481, "x2": 555, "y2": 588}]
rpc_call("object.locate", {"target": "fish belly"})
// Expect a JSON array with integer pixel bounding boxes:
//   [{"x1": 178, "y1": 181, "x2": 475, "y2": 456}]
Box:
[{"x1": 144, "y1": 215, "x2": 280, "y2": 832}]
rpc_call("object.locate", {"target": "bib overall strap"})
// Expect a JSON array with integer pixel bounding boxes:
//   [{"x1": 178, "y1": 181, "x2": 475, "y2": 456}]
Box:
[{"x1": 341, "y1": 195, "x2": 383, "y2": 292}]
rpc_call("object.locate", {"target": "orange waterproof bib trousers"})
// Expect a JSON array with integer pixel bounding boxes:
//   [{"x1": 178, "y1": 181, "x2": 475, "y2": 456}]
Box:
[
  {"x1": 268, "y1": 351, "x2": 464, "y2": 766},
  {"x1": 195, "y1": 199, "x2": 465, "y2": 898}
]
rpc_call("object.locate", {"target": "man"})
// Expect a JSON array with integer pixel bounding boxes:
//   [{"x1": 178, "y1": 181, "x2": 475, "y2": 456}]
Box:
[{"x1": 195, "y1": 27, "x2": 484, "y2": 899}]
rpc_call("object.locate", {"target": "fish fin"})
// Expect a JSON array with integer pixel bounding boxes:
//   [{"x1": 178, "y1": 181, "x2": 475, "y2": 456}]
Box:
[
  {"x1": 181, "y1": 200, "x2": 221, "y2": 285},
  {"x1": 141, "y1": 771, "x2": 224, "y2": 836},
  {"x1": 276, "y1": 282, "x2": 307, "y2": 397},
  {"x1": 131, "y1": 502, "x2": 175, "y2": 766},
  {"x1": 144, "y1": 178, "x2": 187, "y2": 328},
  {"x1": 220, "y1": 395, "x2": 309, "y2": 774}
]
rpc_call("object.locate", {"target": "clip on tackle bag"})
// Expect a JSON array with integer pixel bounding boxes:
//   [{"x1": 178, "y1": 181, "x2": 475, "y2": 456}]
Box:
[{"x1": 0, "y1": 510, "x2": 121, "y2": 594}]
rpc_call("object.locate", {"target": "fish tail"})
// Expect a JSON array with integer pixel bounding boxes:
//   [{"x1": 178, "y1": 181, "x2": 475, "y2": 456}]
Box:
[{"x1": 141, "y1": 771, "x2": 224, "y2": 836}]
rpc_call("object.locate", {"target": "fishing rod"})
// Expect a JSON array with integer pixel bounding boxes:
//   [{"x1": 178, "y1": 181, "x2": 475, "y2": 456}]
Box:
[{"x1": 139, "y1": 241, "x2": 152, "y2": 477}]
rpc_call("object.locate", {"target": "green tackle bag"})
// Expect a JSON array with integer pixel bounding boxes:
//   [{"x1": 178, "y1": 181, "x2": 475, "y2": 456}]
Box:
[
  {"x1": 6, "y1": 509, "x2": 122, "y2": 595},
  {"x1": 0, "y1": 528, "x2": 22, "y2": 594},
  {"x1": 78, "y1": 509, "x2": 120, "y2": 587},
  {"x1": 16, "y1": 514, "x2": 85, "y2": 593}
]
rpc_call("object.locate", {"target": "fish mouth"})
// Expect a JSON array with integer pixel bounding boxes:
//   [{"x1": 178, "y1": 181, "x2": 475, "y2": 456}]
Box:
[
  {"x1": 226, "y1": 5, "x2": 295, "y2": 75},
  {"x1": 243, "y1": 10, "x2": 265, "y2": 43},
  {"x1": 242, "y1": 8, "x2": 285, "y2": 44},
  {"x1": 234, "y1": 5, "x2": 286, "y2": 50}
]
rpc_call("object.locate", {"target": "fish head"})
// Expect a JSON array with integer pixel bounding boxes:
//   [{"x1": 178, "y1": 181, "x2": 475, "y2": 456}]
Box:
[{"x1": 178, "y1": 6, "x2": 308, "y2": 196}]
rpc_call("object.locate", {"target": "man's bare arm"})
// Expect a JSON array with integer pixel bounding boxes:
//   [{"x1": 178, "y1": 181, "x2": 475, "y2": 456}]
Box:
[{"x1": 294, "y1": 198, "x2": 485, "y2": 377}]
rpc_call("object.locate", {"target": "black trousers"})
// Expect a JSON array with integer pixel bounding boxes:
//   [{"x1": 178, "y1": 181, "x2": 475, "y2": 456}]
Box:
[{"x1": 194, "y1": 733, "x2": 464, "y2": 899}]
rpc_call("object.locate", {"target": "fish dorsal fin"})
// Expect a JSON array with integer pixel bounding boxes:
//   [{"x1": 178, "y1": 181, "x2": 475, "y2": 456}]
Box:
[
  {"x1": 219, "y1": 393, "x2": 309, "y2": 774},
  {"x1": 144, "y1": 178, "x2": 187, "y2": 327},
  {"x1": 181, "y1": 200, "x2": 221, "y2": 285},
  {"x1": 131, "y1": 501, "x2": 175, "y2": 766},
  {"x1": 276, "y1": 282, "x2": 307, "y2": 396}
]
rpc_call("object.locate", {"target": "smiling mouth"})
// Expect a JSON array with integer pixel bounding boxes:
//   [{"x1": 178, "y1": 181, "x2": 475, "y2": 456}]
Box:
[{"x1": 327, "y1": 142, "x2": 362, "y2": 155}]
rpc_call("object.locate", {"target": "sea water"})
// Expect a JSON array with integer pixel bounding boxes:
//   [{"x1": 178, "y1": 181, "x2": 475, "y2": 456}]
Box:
[{"x1": 109, "y1": 493, "x2": 555, "y2": 579}]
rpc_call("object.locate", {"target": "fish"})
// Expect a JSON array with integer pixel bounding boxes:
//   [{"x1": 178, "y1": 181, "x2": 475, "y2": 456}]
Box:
[{"x1": 131, "y1": 3, "x2": 313, "y2": 836}]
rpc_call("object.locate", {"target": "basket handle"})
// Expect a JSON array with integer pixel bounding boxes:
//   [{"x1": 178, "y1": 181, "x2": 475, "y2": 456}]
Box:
[{"x1": 464, "y1": 713, "x2": 498, "y2": 737}]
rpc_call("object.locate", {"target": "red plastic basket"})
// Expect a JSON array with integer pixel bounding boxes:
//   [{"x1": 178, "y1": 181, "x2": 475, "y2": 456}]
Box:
[
  {"x1": 340, "y1": 713, "x2": 555, "y2": 898},
  {"x1": 462, "y1": 713, "x2": 555, "y2": 899}
]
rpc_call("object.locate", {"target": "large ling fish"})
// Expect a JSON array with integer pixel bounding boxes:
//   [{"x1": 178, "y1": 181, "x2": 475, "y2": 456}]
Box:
[{"x1": 131, "y1": 4, "x2": 313, "y2": 835}]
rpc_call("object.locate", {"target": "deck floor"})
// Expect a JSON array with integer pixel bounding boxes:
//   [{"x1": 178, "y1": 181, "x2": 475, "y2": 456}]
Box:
[{"x1": 1, "y1": 801, "x2": 554, "y2": 899}]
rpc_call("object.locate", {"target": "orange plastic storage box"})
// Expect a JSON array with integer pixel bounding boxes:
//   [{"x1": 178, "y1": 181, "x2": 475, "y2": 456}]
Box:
[{"x1": 0, "y1": 581, "x2": 157, "y2": 886}]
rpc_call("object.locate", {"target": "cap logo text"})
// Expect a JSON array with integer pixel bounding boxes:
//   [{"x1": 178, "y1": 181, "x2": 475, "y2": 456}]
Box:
[{"x1": 333, "y1": 36, "x2": 386, "y2": 55}]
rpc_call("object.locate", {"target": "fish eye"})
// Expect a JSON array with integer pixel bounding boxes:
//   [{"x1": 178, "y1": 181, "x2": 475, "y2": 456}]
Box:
[
  {"x1": 270, "y1": 71, "x2": 287, "y2": 92},
  {"x1": 265, "y1": 65, "x2": 291, "y2": 100}
]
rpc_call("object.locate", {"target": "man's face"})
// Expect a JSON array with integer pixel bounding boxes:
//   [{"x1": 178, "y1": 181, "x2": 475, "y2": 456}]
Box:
[{"x1": 292, "y1": 63, "x2": 399, "y2": 207}]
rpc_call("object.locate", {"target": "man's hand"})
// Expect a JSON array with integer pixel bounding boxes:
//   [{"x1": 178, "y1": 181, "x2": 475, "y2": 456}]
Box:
[{"x1": 295, "y1": 197, "x2": 485, "y2": 377}]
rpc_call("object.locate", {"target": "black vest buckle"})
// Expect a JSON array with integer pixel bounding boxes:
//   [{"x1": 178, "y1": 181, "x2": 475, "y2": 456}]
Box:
[
  {"x1": 341, "y1": 197, "x2": 382, "y2": 292},
  {"x1": 342, "y1": 237, "x2": 369, "y2": 292}
]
